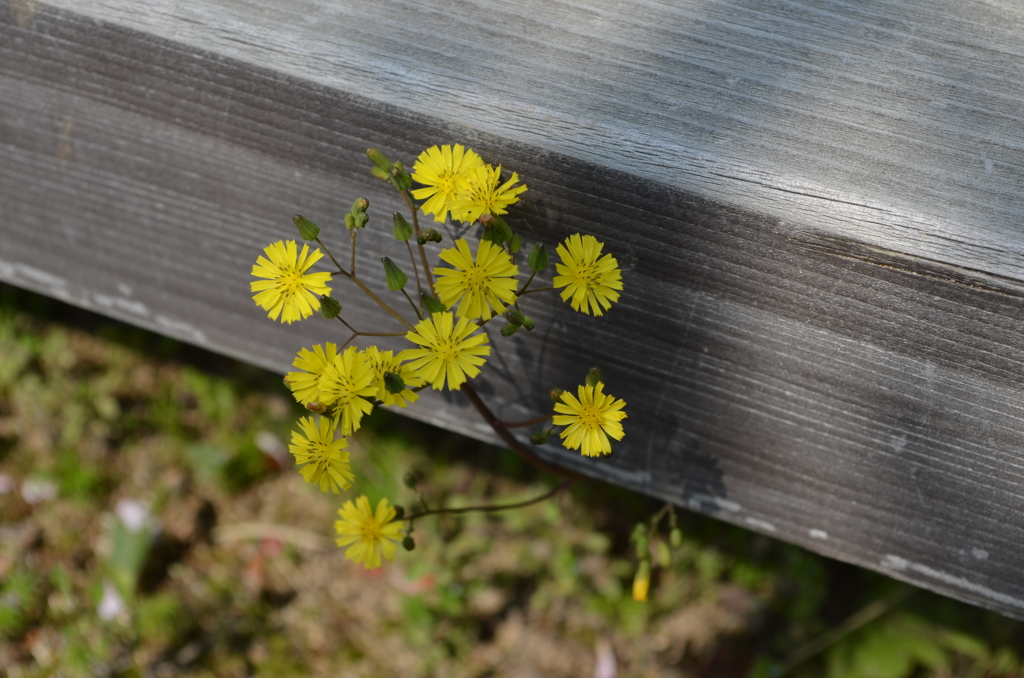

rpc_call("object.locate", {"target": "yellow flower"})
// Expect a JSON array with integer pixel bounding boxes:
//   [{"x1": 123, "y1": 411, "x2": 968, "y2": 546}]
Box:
[
  {"x1": 289, "y1": 416, "x2": 354, "y2": 494},
  {"x1": 449, "y1": 165, "x2": 527, "y2": 223},
  {"x1": 364, "y1": 346, "x2": 424, "y2": 408},
  {"x1": 632, "y1": 559, "x2": 651, "y2": 602},
  {"x1": 552, "y1": 382, "x2": 627, "y2": 457},
  {"x1": 552, "y1": 234, "x2": 623, "y2": 316},
  {"x1": 250, "y1": 240, "x2": 332, "y2": 324},
  {"x1": 403, "y1": 312, "x2": 490, "y2": 390},
  {"x1": 434, "y1": 239, "x2": 520, "y2": 320},
  {"x1": 286, "y1": 343, "x2": 340, "y2": 406},
  {"x1": 411, "y1": 144, "x2": 484, "y2": 223},
  {"x1": 334, "y1": 495, "x2": 403, "y2": 570},
  {"x1": 319, "y1": 346, "x2": 376, "y2": 436}
]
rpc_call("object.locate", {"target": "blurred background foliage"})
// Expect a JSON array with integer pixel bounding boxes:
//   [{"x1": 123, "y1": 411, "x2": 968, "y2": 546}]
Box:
[{"x1": 0, "y1": 282, "x2": 1022, "y2": 677}]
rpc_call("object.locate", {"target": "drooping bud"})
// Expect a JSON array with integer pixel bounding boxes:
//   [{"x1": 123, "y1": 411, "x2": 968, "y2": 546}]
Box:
[
  {"x1": 585, "y1": 367, "x2": 604, "y2": 387},
  {"x1": 528, "y1": 243, "x2": 548, "y2": 272},
  {"x1": 656, "y1": 541, "x2": 672, "y2": 567},
  {"x1": 392, "y1": 212, "x2": 414, "y2": 241},
  {"x1": 383, "y1": 371, "x2": 405, "y2": 395},
  {"x1": 500, "y1": 323, "x2": 519, "y2": 337},
  {"x1": 351, "y1": 197, "x2": 369, "y2": 213},
  {"x1": 391, "y1": 162, "x2": 412, "y2": 191},
  {"x1": 529, "y1": 430, "x2": 549, "y2": 445},
  {"x1": 520, "y1": 315, "x2": 535, "y2": 331},
  {"x1": 402, "y1": 472, "x2": 419, "y2": 489},
  {"x1": 319, "y1": 295, "x2": 342, "y2": 319},
  {"x1": 402, "y1": 536, "x2": 416, "y2": 551},
  {"x1": 292, "y1": 214, "x2": 320, "y2": 241},
  {"x1": 632, "y1": 558, "x2": 651, "y2": 602},
  {"x1": 367, "y1": 147, "x2": 391, "y2": 171},
  {"x1": 510, "y1": 234, "x2": 523, "y2": 253},
  {"x1": 420, "y1": 293, "x2": 447, "y2": 315},
  {"x1": 631, "y1": 524, "x2": 649, "y2": 559},
  {"x1": 549, "y1": 388, "x2": 565, "y2": 403},
  {"x1": 669, "y1": 527, "x2": 683, "y2": 549},
  {"x1": 370, "y1": 166, "x2": 390, "y2": 181},
  {"x1": 381, "y1": 257, "x2": 408, "y2": 291},
  {"x1": 305, "y1": 402, "x2": 328, "y2": 414},
  {"x1": 420, "y1": 228, "x2": 442, "y2": 243},
  {"x1": 505, "y1": 309, "x2": 526, "y2": 326},
  {"x1": 392, "y1": 505, "x2": 405, "y2": 520},
  {"x1": 491, "y1": 216, "x2": 513, "y2": 242},
  {"x1": 352, "y1": 212, "x2": 369, "y2": 229}
]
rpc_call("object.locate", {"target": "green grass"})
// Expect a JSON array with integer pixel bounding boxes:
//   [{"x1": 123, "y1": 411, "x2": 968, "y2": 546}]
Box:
[{"x1": 0, "y1": 282, "x2": 1022, "y2": 677}]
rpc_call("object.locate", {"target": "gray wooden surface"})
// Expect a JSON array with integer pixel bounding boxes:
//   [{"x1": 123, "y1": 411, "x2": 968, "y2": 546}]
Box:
[{"x1": 3, "y1": 0, "x2": 1024, "y2": 618}]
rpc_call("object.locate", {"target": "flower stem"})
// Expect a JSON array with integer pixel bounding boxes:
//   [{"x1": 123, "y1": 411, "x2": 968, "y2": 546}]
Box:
[
  {"x1": 518, "y1": 285, "x2": 554, "y2": 296},
  {"x1": 403, "y1": 479, "x2": 573, "y2": 522},
  {"x1": 401, "y1": 191, "x2": 435, "y2": 292},
  {"x1": 405, "y1": 240, "x2": 423, "y2": 306},
  {"x1": 500, "y1": 414, "x2": 553, "y2": 429}
]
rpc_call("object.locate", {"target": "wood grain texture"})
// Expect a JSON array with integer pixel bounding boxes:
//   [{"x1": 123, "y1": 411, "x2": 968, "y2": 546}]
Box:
[{"x1": 3, "y1": 0, "x2": 1024, "y2": 619}]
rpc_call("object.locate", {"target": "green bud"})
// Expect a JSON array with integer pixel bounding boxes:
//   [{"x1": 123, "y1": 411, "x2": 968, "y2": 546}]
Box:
[
  {"x1": 421, "y1": 293, "x2": 447, "y2": 315},
  {"x1": 383, "y1": 371, "x2": 405, "y2": 394},
  {"x1": 367, "y1": 147, "x2": 391, "y2": 171},
  {"x1": 351, "y1": 197, "x2": 369, "y2": 213},
  {"x1": 500, "y1": 323, "x2": 519, "y2": 337},
  {"x1": 656, "y1": 541, "x2": 672, "y2": 567},
  {"x1": 492, "y1": 216, "x2": 513, "y2": 242},
  {"x1": 370, "y1": 166, "x2": 391, "y2": 181},
  {"x1": 292, "y1": 214, "x2": 320, "y2": 241},
  {"x1": 319, "y1": 295, "x2": 341, "y2": 319},
  {"x1": 549, "y1": 388, "x2": 565, "y2": 403},
  {"x1": 421, "y1": 228, "x2": 442, "y2": 243},
  {"x1": 521, "y1": 315, "x2": 535, "y2": 331},
  {"x1": 391, "y1": 162, "x2": 412, "y2": 191},
  {"x1": 528, "y1": 244, "x2": 548, "y2": 272},
  {"x1": 482, "y1": 227, "x2": 504, "y2": 246},
  {"x1": 393, "y1": 212, "x2": 414, "y2": 241},
  {"x1": 505, "y1": 309, "x2": 526, "y2": 326},
  {"x1": 381, "y1": 257, "x2": 408, "y2": 291},
  {"x1": 633, "y1": 534, "x2": 649, "y2": 560},
  {"x1": 353, "y1": 212, "x2": 369, "y2": 229},
  {"x1": 478, "y1": 213, "x2": 494, "y2": 227},
  {"x1": 585, "y1": 367, "x2": 604, "y2": 387},
  {"x1": 305, "y1": 401, "x2": 327, "y2": 414},
  {"x1": 510, "y1": 234, "x2": 523, "y2": 253},
  {"x1": 402, "y1": 536, "x2": 416, "y2": 551},
  {"x1": 392, "y1": 505, "x2": 405, "y2": 520},
  {"x1": 345, "y1": 213, "x2": 356, "y2": 230},
  {"x1": 529, "y1": 430, "x2": 549, "y2": 445},
  {"x1": 402, "y1": 472, "x2": 418, "y2": 489},
  {"x1": 669, "y1": 527, "x2": 683, "y2": 549}
]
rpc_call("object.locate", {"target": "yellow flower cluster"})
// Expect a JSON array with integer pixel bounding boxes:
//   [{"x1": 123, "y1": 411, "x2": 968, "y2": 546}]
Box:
[{"x1": 247, "y1": 143, "x2": 633, "y2": 570}]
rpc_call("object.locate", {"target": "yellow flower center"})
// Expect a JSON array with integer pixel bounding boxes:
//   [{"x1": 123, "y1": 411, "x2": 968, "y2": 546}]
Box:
[
  {"x1": 462, "y1": 264, "x2": 489, "y2": 291},
  {"x1": 577, "y1": 404, "x2": 605, "y2": 431},
  {"x1": 359, "y1": 518, "x2": 385, "y2": 542},
  {"x1": 276, "y1": 266, "x2": 305, "y2": 293}
]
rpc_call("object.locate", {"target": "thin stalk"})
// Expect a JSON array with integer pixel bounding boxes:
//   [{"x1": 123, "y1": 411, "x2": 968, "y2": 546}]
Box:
[
  {"x1": 401, "y1": 191, "x2": 434, "y2": 292},
  {"x1": 518, "y1": 285, "x2": 554, "y2": 296},
  {"x1": 501, "y1": 414, "x2": 553, "y2": 429},
  {"x1": 517, "y1": 271, "x2": 538, "y2": 296},
  {"x1": 401, "y1": 287, "x2": 423, "y2": 321},
  {"x1": 350, "y1": 230, "x2": 357, "y2": 275},
  {"x1": 405, "y1": 240, "x2": 423, "y2": 304},
  {"x1": 460, "y1": 381, "x2": 583, "y2": 480},
  {"x1": 346, "y1": 273, "x2": 416, "y2": 331},
  {"x1": 404, "y1": 480, "x2": 572, "y2": 522}
]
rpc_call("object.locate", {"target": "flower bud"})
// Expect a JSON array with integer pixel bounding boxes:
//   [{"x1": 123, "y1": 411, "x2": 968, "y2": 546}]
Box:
[
  {"x1": 669, "y1": 527, "x2": 683, "y2": 549},
  {"x1": 392, "y1": 212, "x2": 414, "y2": 241},
  {"x1": 292, "y1": 214, "x2": 320, "y2": 241},
  {"x1": 402, "y1": 472, "x2": 419, "y2": 489},
  {"x1": 492, "y1": 216, "x2": 513, "y2": 242},
  {"x1": 633, "y1": 533, "x2": 649, "y2": 560},
  {"x1": 585, "y1": 367, "x2": 604, "y2": 387},
  {"x1": 367, "y1": 147, "x2": 391, "y2": 171},
  {"x1": 345, "y1": 213, "x2": 356, "y2": 230},
  {"x1": 505, "y1": 309, "x2": 526, "y2": 326},
  {"x1": 520, "y1": 315, "x2": 535, "y2": 331},
  {"x1": 305, "y1": 401, "x2": 327, "y2": 414},
  {"x1": 391, "y1": 162, "x2": 412, "y2": 191},
  {"x1": 351, "y1": 197, "x2": 369, "y2": 213},
  {"x1": 421, "y1": 293, "x2": 448, "y2": 315},
  {"x1": 656, "y1": 541, "x2": 672, "y2": 567},
  {"x1": 529, "y1": 430, "x2": 549, "y2": 445},
  {"x1": 632, "y1": 558, "x2": 651, "y2": 602},
  {"x1": 392, "y1": 505, "x2": 405, "y2": 520},
  {"x1": 500, "y1": 323, "x2": 519, "y2": 337},
  {"x1": 402, "y1": 536, "x2": 416, "y2": 551},
  {"x1": 383, "y1": 371, "x2": 405, "y2": 394},
  {"x1": 319, "y1": 295, "x2": 342, "y2": 319},
  {"x1": 549, "y1": 388, "x2": 565, "y2": 403},
  {"x1": 370, "y1": 166, "x2": 391, "y2": 181},
  {"x1": 528, "y1": 243, "x2": 548, "y2": 272},
  {"x1": 510, "y1": 234, "x2": 523, "y2": 253},
  {"x1": 381, "y1": 257, "x2": 408, "y2": 291},
  {"x1": 482, "y1": 227, "x2": 504, "y2": 246},
  {"x1": 478, "y1": 213, "x2": 494, "y2": 227},
  {"x1": 420, "y1": 228, "x2": 442, "y2": 243},
  {"x1": 353, "y1": 212, "x2": 369, "y2": 229}
]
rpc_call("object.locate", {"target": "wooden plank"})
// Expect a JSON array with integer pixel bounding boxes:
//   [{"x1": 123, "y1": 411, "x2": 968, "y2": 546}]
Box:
[{"x1": 3, "y1": 0, "x2": 1024, "y2": 619}]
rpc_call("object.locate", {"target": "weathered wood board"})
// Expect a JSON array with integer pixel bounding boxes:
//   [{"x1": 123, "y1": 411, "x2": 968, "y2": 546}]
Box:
[{"x1": 3, "y1": 0, "x2": 1024, "y2": 618}]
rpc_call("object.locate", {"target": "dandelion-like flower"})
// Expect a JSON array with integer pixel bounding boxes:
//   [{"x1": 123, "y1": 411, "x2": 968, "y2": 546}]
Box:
[
  {"x1": 404, "y1": 312, "x2": 490, "y2": 391},
  {"x1": 449, "y1": 164, "x2": 527, "y2": 223},
  {"x1": 319, "y1": 346, "x2": 376, "y2": 436},
  {"x1": 250, "y1": 240, "x2": 332, "y2": 324},
  {"x1": 552, "y1": 382, "x2": 627, "y2": 457},
  {"x1": 364, "y1": 346, "x2": 424, "y2": 408},
  {"x1": 334, "y1": 495, "x2": 403, "y2": 570},
  {"x1": 411, "y1": 144, "x2": 484, "y2": 223},
  {"x1": 286, "y1": 343, "x2": 340, "y2": 406},
  {"x1": 434, "y1": 239, "x2": 520, "y2": 320},
  {"x1": 289, "y1": 416, "x2": 354, "y2": 494},
  {"x1": 552, "y1": 234, "x2": 623, "y2": 316}
]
